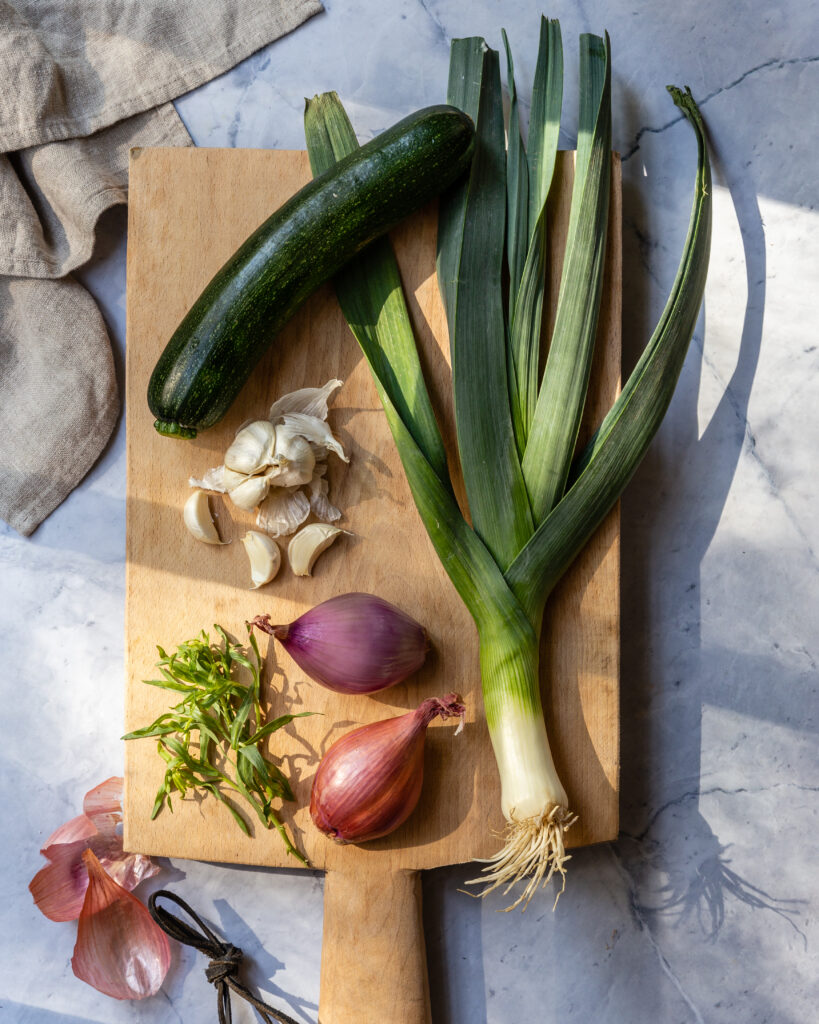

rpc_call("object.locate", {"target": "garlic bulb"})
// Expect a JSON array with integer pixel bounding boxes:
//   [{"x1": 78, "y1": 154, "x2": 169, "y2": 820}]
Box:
[
  {"x1": 288, "y1": 523, "x2": 346, "y2": 576},
  {"x1": 224, "y1": 420, "x2": 276, "y2": 475},
  {"x1": 183, "y1": 491, "x2": 227, "y2": 545},
  {"x1": 187, "y1": 380, "x2": 347, "y2": 537},
  {"x1": 241, "y1": 531, "x2": 281, "y2": 588}
]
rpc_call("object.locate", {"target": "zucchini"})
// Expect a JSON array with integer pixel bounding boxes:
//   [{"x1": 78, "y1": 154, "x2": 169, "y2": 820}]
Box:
[{"x1": 148, "y1": 104, "x2": 475, "y2": 438}]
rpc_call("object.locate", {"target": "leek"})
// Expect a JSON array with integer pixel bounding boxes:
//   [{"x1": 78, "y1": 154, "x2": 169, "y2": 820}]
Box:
[{"x1": 304, "y1": 23, "x2": 711, "y2": 908}]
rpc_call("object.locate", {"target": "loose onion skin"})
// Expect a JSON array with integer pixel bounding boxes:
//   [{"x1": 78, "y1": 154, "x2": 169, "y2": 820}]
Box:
[
  {"x1": 310, "y1": 694, "x2": 465, "y2": 843},
  {"x1": 252, "y1": 592, "x2": 428, "y2": 694}
]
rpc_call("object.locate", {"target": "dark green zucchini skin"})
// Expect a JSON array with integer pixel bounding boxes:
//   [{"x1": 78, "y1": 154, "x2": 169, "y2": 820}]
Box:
[{"x1": 148, "y1": 104, "x2": 475, "y2": 437}]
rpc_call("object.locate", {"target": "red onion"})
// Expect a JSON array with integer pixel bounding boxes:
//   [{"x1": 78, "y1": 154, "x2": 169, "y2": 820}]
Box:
[
  {"x1": 252, "y1": 592, "x2": 428, "y2": 694},
  {"x1": 310, "y1": 693, "x2": 465, "y2": 843}
]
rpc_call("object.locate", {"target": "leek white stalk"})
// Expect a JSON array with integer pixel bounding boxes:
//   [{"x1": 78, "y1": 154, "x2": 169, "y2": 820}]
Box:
[{"x1": 305, "y1": 26, "x2": 711, "y2": 908}]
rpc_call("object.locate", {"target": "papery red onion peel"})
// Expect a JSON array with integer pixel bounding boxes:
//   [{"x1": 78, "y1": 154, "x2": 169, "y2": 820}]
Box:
[
  {"x1": 71, "y1": 849, "x2": 171, "y2": 1000},
  {"x1": 251, "y1": 592, "x2": 429, "y2": 695},
  {"x1": 310, "y1": 693, "x2": 465, "y2": 843},
  {"x1": 29, "y1": 776, "x2": 159, "y2": 922}
]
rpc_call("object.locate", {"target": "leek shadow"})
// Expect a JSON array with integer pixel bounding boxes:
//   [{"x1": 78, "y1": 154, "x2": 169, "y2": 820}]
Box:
[{"x1": 615, "y1": 87, "x2": 796, "y2": 958}]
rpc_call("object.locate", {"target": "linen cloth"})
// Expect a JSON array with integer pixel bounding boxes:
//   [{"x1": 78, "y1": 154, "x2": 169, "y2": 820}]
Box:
[{"x1": 0, "y1": 0, "x2": 322, "y2": 535}]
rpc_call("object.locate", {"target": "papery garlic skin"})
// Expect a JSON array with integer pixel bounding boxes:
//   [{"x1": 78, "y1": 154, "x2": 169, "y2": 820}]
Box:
[
  {"x1": 308, "y1": 470, "x2": 342, "y2": 523},
  {"x1": 242, "y1": 531, "x2": 281, "y2": 588},
  {"x1": 257, "y1": 488, "x2": 311, "y2": 538},
  {"x1": 183, "y1": 491, "x2": 227, "y2": 544},
  {"x1": 288, "y1": 523, "x2": 346, "y2": 576},
  {"x1": 280, "y1": 412, "x2": 347, "y2": 462},
  {"x1": 269, "y1": 378, "x2": 343, "y2": 421},
  {"x1": 224, "y1": 420, "x2": 276, "y2": 474}
]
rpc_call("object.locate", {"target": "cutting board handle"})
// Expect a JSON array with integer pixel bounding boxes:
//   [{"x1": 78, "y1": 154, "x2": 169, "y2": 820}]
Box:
[{"x1": 319, "y1": 865, "x2": 431, "y2": 1024}]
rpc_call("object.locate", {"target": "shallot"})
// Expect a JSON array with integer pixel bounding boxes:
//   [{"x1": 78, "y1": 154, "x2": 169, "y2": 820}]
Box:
[
  {"x1": 310, "y1": 693, "x2": 465, "y2": 843},
  {"x1": 252, "y1": 592, "x2": 428, "y2": 694}
]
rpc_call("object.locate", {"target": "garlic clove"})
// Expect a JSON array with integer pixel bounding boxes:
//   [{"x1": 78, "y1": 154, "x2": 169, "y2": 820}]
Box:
[
  {"x1": 183, "y1": 491, "x2": 228, "y2": 544},
  {"x1": 288, "y1": 523, "x2": 347, "y2": 576},
  {"x1": 242, "y1": 531, "x2": 281, "y2": 588},
  {"x1": 279, "y1": 412, "x2": 348, "y2": 462},
  {"x1": 228, "y1": 471, "x2": 274, "y2": 511},
  {"x1": 269, "y1": 379, "x2": 342, "y2": 422},
  {"x1": 268, "y1": 426, "x2": 316, "y2": 487},
  {"x1": 224, "y1": 420, "x2": 276, "y2": 475},
  {"x1": 256, "y1": 488, "x2": 311, "y2": 538}
]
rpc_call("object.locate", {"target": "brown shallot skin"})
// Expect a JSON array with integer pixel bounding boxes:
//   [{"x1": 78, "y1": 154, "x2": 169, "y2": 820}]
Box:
[{"x1": 310, "y1": 694, "x2": 465, "y2": 844}]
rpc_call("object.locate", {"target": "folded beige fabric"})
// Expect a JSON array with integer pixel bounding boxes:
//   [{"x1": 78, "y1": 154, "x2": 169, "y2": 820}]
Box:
[{"x1": 0, "y1": 0, "x2": 322, "y2": 535}]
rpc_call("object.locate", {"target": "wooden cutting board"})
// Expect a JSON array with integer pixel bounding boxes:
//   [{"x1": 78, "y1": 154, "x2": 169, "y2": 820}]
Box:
[{"x1": 124, "y1": 146, "x2": 621, "y2": 1024}]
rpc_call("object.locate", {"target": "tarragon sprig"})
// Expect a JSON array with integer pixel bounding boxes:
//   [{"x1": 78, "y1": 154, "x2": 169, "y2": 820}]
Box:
[{"x1": 124, "y1": 624, "x2": 312, "y2": 864}]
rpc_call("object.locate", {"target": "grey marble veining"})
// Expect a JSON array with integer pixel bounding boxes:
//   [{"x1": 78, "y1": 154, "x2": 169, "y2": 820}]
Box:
[{"x1": 3, "y1": 1, "x2": 818, "y2": 1022}]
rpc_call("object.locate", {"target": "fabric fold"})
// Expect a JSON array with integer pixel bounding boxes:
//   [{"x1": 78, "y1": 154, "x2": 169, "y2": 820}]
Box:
[{"x1": 0, "y1": 0, "x2": 323, "y2": 535}]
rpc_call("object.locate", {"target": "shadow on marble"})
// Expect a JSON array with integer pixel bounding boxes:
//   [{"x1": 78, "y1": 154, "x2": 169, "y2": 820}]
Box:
[
  {"x1": 614, "y1": 80, "x2": 807, "y2": 959},
  {"x1": 424, "y1": 863, "x2": 488, "y2": 1024},
  {"x1": 213, "y1": 898, "x2": 320, "y2": 1024},
  {"x1": 1, "y1": 1004, "x2": 104, "y2": 1024}
]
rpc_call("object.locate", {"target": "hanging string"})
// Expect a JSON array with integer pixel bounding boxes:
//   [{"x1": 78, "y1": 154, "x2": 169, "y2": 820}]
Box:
[{"x1": 148, "y1": 889, "x2": 301, "y2": 1024}]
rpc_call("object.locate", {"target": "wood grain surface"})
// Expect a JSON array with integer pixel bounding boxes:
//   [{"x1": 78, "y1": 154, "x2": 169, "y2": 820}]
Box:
[{"x1": 124, "y1": 147, "x2": 621, "y2": 1023}]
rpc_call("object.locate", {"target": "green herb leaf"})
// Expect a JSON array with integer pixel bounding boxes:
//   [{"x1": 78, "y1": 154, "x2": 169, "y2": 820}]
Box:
[{"x1": 124, "y1": 624, "x2": 309, "y2": 862}]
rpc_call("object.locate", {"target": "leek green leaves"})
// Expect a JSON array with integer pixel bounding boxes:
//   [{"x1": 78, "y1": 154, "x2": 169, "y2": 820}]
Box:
[{"x1": 304, "y1": 23, "x2": 711, "y2": 905}]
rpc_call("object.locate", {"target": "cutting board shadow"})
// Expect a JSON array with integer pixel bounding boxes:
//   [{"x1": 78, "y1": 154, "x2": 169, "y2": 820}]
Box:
[{"x1": 124, "y1": 147, "x2": 621, "y2": 1024}]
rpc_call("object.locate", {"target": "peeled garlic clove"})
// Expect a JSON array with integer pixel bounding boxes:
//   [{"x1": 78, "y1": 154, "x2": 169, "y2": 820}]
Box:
[
  {"x1": 280, "y1": 412, "x2": 348, "y2": 462},
  {"x1": 269, "y1": 379, "x2": 342, "y2": 422},
  {"x1": 183, "y1": 491, "x2": 227, "y2": 544},
  {"x1": 228, "y1": 472, "x2": 272, "y2": 511},
  {"x1": 242, "y1": 531, "x2": 281, "y2": 588},
  {"x1": 225, "y1": 420, "x2": 276, "y2": 475},
  {"x1": 268, "y1": 426, "x2": 316, "y2": 487},
  {"x1": 288, "y1": 523, "x2": 347, "y2": 576}
]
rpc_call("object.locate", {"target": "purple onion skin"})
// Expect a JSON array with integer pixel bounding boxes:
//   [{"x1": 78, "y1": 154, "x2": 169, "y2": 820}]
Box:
[
  {"x1": 310, "y1": 694, "x2": 465, "y2": 844},
  {"x1": 271, "y1": 592, "x2": 428, "y2": 695}
]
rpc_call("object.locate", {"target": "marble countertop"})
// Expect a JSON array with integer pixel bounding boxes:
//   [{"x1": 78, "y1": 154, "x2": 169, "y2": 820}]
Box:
[{"x1": 3, "y1": 1, "x2": 817, "y2": 1021}]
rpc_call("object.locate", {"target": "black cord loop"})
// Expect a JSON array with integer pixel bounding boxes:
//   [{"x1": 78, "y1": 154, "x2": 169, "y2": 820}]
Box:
[{"x1": 148, "y1": 889, "x2": 301, "y2": 1024}]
